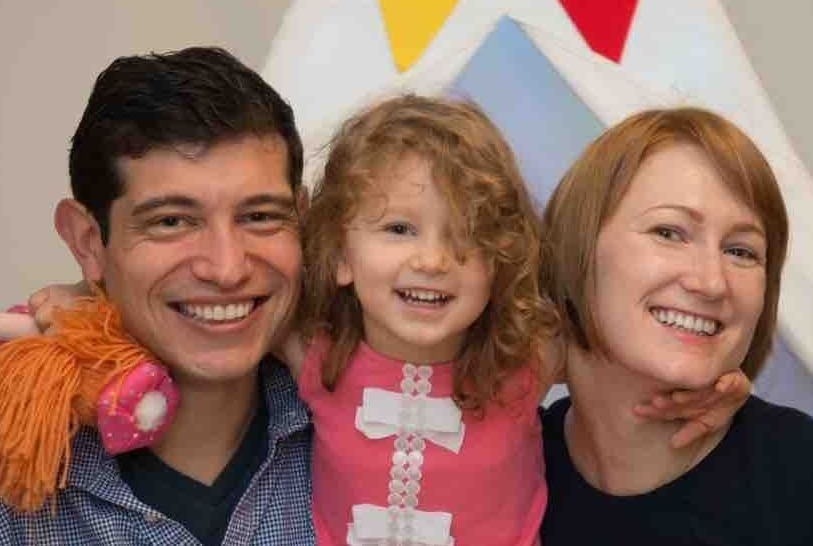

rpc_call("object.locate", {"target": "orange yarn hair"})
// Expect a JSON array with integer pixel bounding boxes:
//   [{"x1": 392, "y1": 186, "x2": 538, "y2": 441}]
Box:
[{"x1": 0, "y1": 296, "x2": 156, "y2": 512}]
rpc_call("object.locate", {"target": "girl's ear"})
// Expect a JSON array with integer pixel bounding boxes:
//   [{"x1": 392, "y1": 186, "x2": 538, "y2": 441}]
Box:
[
  {"x1": 54, "y1": 199, "x2": 107, "y2": 283},
  {"x1": 336, "y1": 249, "x2": 354, "y2": 287},
  {"x1": 295, "y1": 185, "x2": 309, "y2": 215}
]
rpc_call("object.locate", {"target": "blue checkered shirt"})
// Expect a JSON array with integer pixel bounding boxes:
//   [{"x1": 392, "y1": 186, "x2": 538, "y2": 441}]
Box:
[{"x1": 0, "y1": 357, "x2": 315, "y2": 545}]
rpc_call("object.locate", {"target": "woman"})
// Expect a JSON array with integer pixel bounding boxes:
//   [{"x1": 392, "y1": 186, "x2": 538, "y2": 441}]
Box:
[{"x1": 539, "y1": 107, "x2": 813, "y2": 544}]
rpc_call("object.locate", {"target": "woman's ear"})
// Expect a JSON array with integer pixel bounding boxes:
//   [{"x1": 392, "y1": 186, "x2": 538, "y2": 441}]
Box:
[{"x1": 54, "y1": 199, "x2": 106, "y2": 282}]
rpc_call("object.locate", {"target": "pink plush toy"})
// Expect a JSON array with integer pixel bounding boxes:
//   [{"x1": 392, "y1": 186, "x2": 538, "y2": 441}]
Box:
[
  {"x1": 0, "y1": 298, "x2": 179, "y2": 511},
  {"x1": 0, "y1": 304, "x2": 179, "y2": 454},
  {"x1": 97, "y1": 359, "x2": 179, "y2": 454}
]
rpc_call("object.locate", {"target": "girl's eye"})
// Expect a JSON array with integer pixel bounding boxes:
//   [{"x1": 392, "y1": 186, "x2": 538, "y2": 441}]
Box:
[
  {"x1": 652, "y1": 226, "x2": 684, "y2": 242},
  {"x1": 384, "y1": 222, "x2": 414, "y2": 236}
]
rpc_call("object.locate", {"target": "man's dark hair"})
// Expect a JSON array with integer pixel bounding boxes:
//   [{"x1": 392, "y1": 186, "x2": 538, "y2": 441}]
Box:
[{"x1": 69, "y1": 46, "x2": 303, "y2": 242}]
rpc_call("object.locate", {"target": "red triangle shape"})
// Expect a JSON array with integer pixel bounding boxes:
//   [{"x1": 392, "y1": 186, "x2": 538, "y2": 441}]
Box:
[{"x1": 560, "y1": 0, "x2": 639, "y2": 63}]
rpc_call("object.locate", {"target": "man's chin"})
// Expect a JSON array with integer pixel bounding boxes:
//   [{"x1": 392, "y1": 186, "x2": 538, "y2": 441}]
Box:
[{"x1": 156, "y1": 345, "x2": 267, "y2": 385}]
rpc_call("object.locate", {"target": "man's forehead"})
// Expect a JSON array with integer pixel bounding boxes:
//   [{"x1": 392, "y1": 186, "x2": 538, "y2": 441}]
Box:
[{"x1": 114, "y1": 135, "x2": 292, "y2": 204}]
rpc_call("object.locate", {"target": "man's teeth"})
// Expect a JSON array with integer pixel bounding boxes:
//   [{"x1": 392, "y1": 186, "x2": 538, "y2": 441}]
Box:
[
  {"x1": 399, "y1": 289, "x2": 450, "y2": 304},
  {"x1": 179, "y1": 301, "x2": 255, "y2": 322},
  {"x1": 652, "y1": 308, "x2": 719, "y2": 335}
]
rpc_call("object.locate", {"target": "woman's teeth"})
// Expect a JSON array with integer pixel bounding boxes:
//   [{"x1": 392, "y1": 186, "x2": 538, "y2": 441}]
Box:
[{"x1": 651, "y1": 308, "x2": 719, "y2": 335}]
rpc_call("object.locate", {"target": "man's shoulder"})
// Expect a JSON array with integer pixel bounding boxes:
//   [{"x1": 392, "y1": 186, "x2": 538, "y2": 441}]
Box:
[{"x1": 258, "y1": 353, "x2": 312, "y2": 434}]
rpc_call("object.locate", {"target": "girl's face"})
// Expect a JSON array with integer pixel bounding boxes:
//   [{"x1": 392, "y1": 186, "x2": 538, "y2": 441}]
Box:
[
  {"x1": 590, "y1": 143, "x2": 767, "y2": 389},
  {"x1": 336, "y1": 155, "x2": 493, "y2": 364}
]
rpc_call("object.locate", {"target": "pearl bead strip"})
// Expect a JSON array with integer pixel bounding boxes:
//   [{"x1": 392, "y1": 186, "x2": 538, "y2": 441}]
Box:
[{"x1": 384, "y1": 363, "x2": 433, "y2": 544}]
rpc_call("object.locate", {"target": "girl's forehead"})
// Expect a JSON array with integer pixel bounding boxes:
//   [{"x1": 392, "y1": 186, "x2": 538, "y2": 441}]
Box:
[{"x1": 359, "y1": 159, "x2": 442, "y2": 205}]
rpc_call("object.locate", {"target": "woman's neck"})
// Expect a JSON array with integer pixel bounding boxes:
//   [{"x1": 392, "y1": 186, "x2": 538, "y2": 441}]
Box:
[
  {"x1": 563, "y1": 344, "x2": 727, "y2": 496},
  {"x1": 150, "y1": 372, "x2": 259, "y2": 485}
]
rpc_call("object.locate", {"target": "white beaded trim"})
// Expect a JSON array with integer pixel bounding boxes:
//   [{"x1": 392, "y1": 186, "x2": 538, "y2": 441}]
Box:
[{"x1": 384, "y1": 363, "x2": 433, "y2": 543}]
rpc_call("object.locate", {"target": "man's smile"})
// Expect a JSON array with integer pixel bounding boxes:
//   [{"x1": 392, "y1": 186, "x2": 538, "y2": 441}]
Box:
[{"x1": 172, "y1": 297, "x2": 269, "y2": 324}]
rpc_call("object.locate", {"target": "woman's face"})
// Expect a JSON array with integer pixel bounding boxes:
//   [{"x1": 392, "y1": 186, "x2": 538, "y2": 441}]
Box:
[{"x1": 591, "y1": 143, "x2": 767, "y2": 388}]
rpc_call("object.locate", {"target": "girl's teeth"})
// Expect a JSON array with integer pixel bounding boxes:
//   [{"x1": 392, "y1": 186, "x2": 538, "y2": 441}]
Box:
[{"x1": 400, "y1": 289, "x2": 448, "y2": 303}]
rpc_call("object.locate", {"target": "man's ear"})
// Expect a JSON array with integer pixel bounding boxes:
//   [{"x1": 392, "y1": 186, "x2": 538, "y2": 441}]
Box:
[{"x1": 54, "y1": 199, "x2": 107, "y2": 282}]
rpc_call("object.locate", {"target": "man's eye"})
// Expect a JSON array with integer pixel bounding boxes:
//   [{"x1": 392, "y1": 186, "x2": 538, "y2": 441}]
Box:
[
  {"x1": 157, "y1": 216, "x2": 183, "y2": 227},
  {"x1": 244, "y1": 211, "x2": 274, "y2": 223},
  {"x1": 141, "y1": 215, "x2": 197, "y2": 238},
  {"x1": 239, "y1": 210, "x2": 292, "y2": 232},
  {"x1": 149, "y1": 215, "x2": 192, "y2": 229}
]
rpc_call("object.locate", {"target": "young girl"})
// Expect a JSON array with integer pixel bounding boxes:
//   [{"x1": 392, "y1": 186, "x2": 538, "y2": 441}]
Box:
[{"x1": 285, "y1": 95, "x2": 556, "y2": 545}]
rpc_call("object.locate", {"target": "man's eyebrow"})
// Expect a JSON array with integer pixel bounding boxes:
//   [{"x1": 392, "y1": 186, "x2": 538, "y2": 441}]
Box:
[
  {"x1": 240, "y1": 193, "x2": 295, "y2": 210},
  {"x1": 131, "y1": 195, "x2": 198, "y2": 216}
]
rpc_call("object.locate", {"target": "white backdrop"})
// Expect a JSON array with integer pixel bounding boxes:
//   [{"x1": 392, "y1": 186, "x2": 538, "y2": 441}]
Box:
[{"x1": 0, "y1": 2, "x2": 811, "y2": 359}]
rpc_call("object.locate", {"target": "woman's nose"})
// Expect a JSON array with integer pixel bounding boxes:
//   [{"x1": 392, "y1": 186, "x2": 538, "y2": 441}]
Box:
[{"x1": 680, "y1": 248, "x2": 728, "y2": 299}]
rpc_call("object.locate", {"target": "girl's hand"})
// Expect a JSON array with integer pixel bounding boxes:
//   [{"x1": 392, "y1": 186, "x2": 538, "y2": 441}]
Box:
[
  {"x1": 27, "y1": 281, "x2": 91, "y2": 333},
  {"x1": 634, "y1": 370, "x2": 752, "y2": 448},
  {"x1": 0, "y1": 308, "x2": 39, "y2": 341}
]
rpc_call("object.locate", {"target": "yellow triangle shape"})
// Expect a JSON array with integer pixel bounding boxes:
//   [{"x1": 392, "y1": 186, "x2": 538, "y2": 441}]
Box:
[{"x1": 378, "y1": 0, "x2": 459, "y2": 73}]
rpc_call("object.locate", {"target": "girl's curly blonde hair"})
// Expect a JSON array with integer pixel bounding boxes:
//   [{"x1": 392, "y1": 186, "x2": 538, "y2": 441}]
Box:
[{"x1": 300, "y1": 95, "x2": 558, "y2": 411}]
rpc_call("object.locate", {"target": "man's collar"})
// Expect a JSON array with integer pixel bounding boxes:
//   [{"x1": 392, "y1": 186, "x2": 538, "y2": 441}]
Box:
[
  {"x1": 66, "y1": 355, "x2": 310, "y2": 499},
  {"x1": 258, "y1": 353, "x2": 311, "y2": 441}
]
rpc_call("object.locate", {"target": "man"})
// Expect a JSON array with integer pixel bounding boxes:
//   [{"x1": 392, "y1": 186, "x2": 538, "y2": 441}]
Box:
[{"x1": 0, "y1": 47, "x2": 314, "y2": 545}]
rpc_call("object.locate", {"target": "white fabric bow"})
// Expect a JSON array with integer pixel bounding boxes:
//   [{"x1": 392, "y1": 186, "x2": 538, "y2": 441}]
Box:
[
  {"x1": 347, "y1": 504, "x2": 455, "y2": 546},
  {"x1": 354, "y1": 388, "x2": 465, "y2": 453}
]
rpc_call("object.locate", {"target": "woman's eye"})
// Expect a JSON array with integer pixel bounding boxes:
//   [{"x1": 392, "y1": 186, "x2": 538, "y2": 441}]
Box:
[
  {"x1": 725, "y1": 246, "x2": 761, "y2": 264},
  {"x1": 652, "y1": 226, "x2": 684, "y2": 242}
]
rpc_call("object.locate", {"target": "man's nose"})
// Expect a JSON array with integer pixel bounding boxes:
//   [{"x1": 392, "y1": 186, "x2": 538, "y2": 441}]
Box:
[{"x1": 191, "y1": 226, "x2": 251, "y2": 288}]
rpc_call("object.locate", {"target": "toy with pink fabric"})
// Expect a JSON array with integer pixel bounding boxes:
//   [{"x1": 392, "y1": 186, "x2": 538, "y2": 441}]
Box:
[{"x1": 0, "y1": 296, "x2": 178, "y2": 512}]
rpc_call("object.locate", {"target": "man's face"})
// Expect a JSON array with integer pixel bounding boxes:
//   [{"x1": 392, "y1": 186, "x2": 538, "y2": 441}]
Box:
[{"x1": 98, "y1": 135, "x2": 302, "y2": 385}]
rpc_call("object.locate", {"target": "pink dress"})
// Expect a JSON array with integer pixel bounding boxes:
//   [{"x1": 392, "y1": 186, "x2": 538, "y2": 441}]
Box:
[{"x1": 298, "y1": 339, "x2": 546, "y2": 545}]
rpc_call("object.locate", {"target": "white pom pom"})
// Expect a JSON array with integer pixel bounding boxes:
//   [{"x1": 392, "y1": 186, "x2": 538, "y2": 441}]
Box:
[{"x1": 134, "y1": 391, "x2": 168, "y2": 432}]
